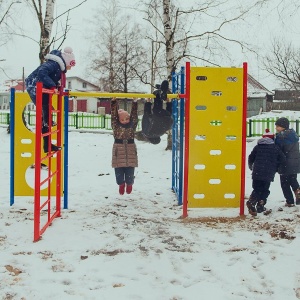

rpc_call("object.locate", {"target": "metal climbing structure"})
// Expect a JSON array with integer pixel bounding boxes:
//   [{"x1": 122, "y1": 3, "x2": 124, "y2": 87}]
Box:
[{"x1": 33, "y1": 83, "x2": 64, "y2": 241}]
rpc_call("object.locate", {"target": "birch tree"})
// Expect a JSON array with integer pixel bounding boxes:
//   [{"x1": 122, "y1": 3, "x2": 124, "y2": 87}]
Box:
[
  {"x1": 145, "y1": 0, "x2": 267, "y2": 81},
  {"x1": 25, "y1": 0, "x2": 87, "y2": 64},
  {"x1": 142, "y1": 0, "x2": 266, "y2": 149}
]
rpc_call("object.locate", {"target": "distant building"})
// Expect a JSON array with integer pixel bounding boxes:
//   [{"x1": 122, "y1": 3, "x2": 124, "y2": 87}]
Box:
[
  {"x1": 247, "y1": 74, "x2": 273, "y2": 117},
  {"x1": 0, "y1": 77, "x2": 101, "y2": 113},
  {"x1": 0, "y1": 79, "x2": 27, "y2": 110},
  {"x1": 270, "y1": 88, "x2": 300, "y2": 111},
  {"x1": 66, "y1": 76, "x2": 99, "y2": 113},
  {"x1": 273, "y1": 89, "x2": 300, "y2": 101}
]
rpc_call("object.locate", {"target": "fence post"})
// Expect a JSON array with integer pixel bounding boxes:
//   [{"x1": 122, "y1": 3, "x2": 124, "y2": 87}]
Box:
[
  {"x1": 248, "y1": 119, "x2": 252, "y2": 137},
  {"x1": 103, "y1": 115, "x2": 106, "y2": 129},
  {"x1": 296, "y1": 119, "x2": 299, "y2": 135},
  {"x1": 28, "y1": 111, "x2": 31, "y2": 125},
  {"x1": 7, "y1": 112, "x2": 10, "y2": 125},
  {"x1": 75, "y1": 113, "x2": 78, "y2": 129}
]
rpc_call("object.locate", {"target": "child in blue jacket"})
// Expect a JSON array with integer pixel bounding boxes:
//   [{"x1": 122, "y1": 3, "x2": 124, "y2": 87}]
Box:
[
  {"x1": 275, "y1": 117, "x2": 300, "y2": 206},
  {"x1": 25, "y1": 47, "x2": 76, "y2": 153}
]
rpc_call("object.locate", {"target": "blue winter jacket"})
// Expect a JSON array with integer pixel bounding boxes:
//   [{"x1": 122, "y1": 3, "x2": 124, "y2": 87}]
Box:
[
  {"x1": 275, "y1": 128, "x2": 300, "y2": 175},
  {"x1": 25, "y1": 49, "x2": 67, "y2": 103},
  {"x1": 248, "y1": 137, "x2": 286, "y2": 182}
]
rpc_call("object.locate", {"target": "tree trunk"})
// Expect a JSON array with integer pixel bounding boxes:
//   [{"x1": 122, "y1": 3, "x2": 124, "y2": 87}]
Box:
[
  {"x1": 39, "y1": 0, "x2": 55, "y2": 63},
  {"x1": 165, "y1": 131, "x2": 172, "y2": 150}
]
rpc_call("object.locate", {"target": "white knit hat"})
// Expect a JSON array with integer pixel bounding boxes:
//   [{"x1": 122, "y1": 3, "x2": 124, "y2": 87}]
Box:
[{"x1": 61, "y1": 47, "x2": 76, "y2": 67}]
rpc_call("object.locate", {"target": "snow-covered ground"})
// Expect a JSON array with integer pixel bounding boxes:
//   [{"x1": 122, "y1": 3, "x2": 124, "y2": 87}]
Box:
[{"x1": 0, "y1": 113, "x2": 300, "y2": 299}]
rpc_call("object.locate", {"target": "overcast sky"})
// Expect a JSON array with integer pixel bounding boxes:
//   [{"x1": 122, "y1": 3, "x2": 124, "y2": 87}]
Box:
[{"x1": 1, "y1": 0, "x2": 299, "y2": 91}]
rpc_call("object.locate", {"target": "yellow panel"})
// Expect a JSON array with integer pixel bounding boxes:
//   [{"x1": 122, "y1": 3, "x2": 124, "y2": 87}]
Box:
[
  {"x1": 14, "y1": 92, "x2": 63, "y2": 196},
  {"x1": 187, "y1": 67, "x2": 244, "y2": 208}
]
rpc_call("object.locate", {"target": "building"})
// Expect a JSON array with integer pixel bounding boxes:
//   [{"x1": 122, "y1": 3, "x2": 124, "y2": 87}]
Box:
[
  {"x1": 247, "y1": 74, "x2": 273, "y2": 117},
  {"x1": 66, "y1": 76, "x2": 99, "y2": 113},
  {"x1": 0, "y1": 77, "x2": 101, "y2": 113}
]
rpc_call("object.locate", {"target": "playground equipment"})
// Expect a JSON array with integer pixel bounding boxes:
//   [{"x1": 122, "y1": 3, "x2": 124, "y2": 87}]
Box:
[
  {"x1": 10, "y1": 83, "x2": 65, "y2": 241},
  {"x1": 172, "y1": 62, "x2": 247, "y2": 217},
  {"x1": 10, "y1": 61, "x2": 247, "y2": 241}
]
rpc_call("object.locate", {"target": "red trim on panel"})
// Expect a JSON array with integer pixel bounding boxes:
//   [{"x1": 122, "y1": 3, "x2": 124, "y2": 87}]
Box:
[
  {"x1": 240, "y1": 62, "x2": 248, "y2": 216},
  {"x1": 183, "y1": 62, "x2": 191, "y2": 218}
]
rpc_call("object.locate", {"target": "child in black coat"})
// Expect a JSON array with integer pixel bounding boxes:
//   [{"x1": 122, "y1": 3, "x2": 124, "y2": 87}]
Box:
[
  {"x1": 275, "y1": 117, "x2": 300, "y2": 206},
  {"x1": 247, "y1": 129, "x2": 286, "y2": 216},
  {"x1": 141, "y1": 80, "x2": 173, "y2": 144}
]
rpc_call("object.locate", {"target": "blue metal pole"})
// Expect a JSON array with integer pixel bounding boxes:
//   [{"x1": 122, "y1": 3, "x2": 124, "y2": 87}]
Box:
[
  {"x1": 171, "y1": 72, "x2": 177, "y2": 192},
  {"x1": 178, "y1": 66, "x2": 185, "y2": 206}
]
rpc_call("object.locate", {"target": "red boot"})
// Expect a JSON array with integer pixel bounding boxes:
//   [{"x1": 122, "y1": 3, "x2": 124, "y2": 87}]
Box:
[
  {"x1": 126, "y1": 184, "x2": 133, "y2": 194},
  {"x1": 119, "y1": 183, "x2": 125, "y2": 195}
]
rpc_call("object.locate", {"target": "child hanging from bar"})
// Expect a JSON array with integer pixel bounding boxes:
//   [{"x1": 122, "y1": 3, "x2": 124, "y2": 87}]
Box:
[
  {"x1": 141, "y1": 80, "x2": 173, "y2": 144},
  {"x1": 111, "y1": 97, "x2": 139, "y2": 195}
]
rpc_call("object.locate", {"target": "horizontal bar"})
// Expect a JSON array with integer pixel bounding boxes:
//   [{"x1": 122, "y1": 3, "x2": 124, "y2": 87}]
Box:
[{"x1": 68, "y1": 91, "x2": 184, "y2": 99}]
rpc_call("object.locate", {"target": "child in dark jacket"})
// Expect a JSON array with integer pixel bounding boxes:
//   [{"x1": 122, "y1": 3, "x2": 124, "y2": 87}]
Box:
[
  {"x1": 111, "y1": 98, "x2": 139, "y2": 195},
  {"x1": 247, "y1": 129, "x2": 286, "y2": 216},
  {"x1": 25, "y1": 47, "x2": 76, "y2": 153},
  {"x1": 275, "y1": 117, "x2": 300, "y2": 206},
  {"x1": 141, "y1": 80, "x2": 173, "y2": 144}
]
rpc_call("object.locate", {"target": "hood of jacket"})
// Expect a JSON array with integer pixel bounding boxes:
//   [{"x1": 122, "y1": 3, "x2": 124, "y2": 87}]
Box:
[
  {"x1": 45, "y1": 50, "x2": 66, "y2": 72},
  {"x1": 257, "y1": 137, "x2": 274, "y2": 145}
]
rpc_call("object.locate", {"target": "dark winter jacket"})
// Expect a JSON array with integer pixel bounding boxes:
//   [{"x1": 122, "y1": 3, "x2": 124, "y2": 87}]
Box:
[
  {"x1": 275, "y1": 128, "x2": 300, "y2": 175},
  {"x1": 25, "y1": 50, "x2": 67, "y2": 103},
  {"x1": 111, "y1": 100, "x2": 138, "y2": 168},
  {"x1": 248, "y1": 137, "x2": 286, "y2": 182},
  {"x1": 142, "y1": 103, "x2": 173, "y2": 138}
]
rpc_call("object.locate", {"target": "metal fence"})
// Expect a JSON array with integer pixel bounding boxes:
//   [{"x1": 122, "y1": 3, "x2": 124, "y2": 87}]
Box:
[
  {"x1": 0, "y1": 111, "x2": 142, "y2": 131},
  {"x1": 0, "y1": 111, "x2": 299, "y2": 136},
  {"x1": 247, "y1": 117, "x2": 300, "y2": 137}
]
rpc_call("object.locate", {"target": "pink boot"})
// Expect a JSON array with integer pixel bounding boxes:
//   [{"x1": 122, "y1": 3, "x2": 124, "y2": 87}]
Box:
[
  {"x1": 126, "y1": 184, "x2": 133, "y2": 194},
  {"x1": 119, "y1": 183, "x2": 125, "y2": 195}
]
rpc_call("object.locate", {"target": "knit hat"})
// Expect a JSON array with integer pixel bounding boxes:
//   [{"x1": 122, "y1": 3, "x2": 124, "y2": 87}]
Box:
[
  {"x1": 118, "y1": 109, "x2": 130, "y2": 118},
  {"x1": 275, "y1": 117, "x2": 289, "y2": 129},
  {"x1": 262, "y1": 128, "x2": 274, "y2": 139},
  {"x1": 148, "y1": 137, "x2": 161, "y2": 144},
  {"x1": 61, "y1": 47, "x2": 76, "y2": 67}
]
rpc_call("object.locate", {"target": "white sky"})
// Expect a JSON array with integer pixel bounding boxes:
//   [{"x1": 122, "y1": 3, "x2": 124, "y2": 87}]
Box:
[
  {"x1": 0, "y1": 109, "x2": 300, "y2": 298},
  {"x1": 1, "y1": 0, "x2": 300, "y2": 91}
]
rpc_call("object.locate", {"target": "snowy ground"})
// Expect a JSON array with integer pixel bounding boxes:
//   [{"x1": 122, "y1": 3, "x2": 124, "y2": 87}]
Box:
[{"x1": 0, "y1": 122, "x2": 300, "y2": 300}]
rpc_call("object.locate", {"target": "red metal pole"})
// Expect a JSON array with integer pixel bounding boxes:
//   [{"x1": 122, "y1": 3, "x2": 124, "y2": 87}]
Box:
[
  {"x1": 240, "y1": 62, "x2": 248, "y2": 216},
  {"x1": 182, "y1": 62, "x2": 191, "y2": 218},
  {"x1": 34, "y1": 82, "x2": 43, "y2": 242}
]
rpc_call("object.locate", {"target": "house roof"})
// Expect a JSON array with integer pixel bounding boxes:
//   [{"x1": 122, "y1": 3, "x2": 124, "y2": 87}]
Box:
[
  {"x1": 0, "y1": 79, "x2": 25, "y2": 92},
  {"x1": 66, "y1": 76, "x2": 99, "y2": 89},
  {"x1": 247, "y1": 74, "x2": 272, "y2": 98}
]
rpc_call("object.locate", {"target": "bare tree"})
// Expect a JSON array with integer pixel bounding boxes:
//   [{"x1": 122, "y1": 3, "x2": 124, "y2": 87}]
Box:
[
  {"x1": 87, "y1": 0, "x2": 148, "y2": 93},
  {"x1": 24, "y1": 0, "x2": 87, "y2": 64},
  {"x1": 141, "y1": 0, "x2": 265, "y2": 149},
  {"x1": 144, "y1": 0, "x2": 268, "y2": 81},
  {"x1": 264, "y1": 39, "x2": 300, "y2": 90},
  {"x1": 0, "y1": 0, "x2": 22, "y2": 55}
]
